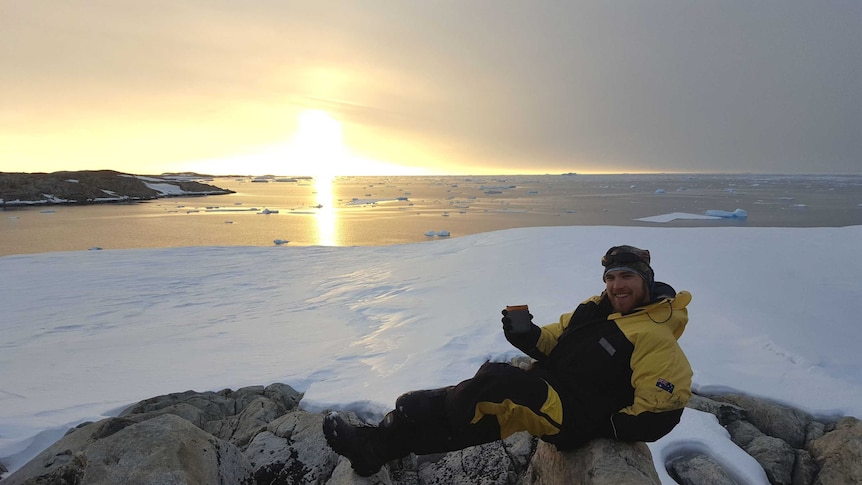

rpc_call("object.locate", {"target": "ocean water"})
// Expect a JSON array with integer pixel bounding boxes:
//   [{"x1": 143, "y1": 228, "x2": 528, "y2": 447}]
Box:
[{"x1": 2, "y1": 173, "x2": 861, "y2": 256}]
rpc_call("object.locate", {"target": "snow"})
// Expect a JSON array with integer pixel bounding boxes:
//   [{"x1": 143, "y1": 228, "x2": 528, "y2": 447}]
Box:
[
  {"x1": 2, "y1": 225, "x2": 861, "y2": 484},
  {"x1": 141, "y1": 182, "x2": 187, "y2": 195},
  {"x1": 653, "y1": 410, "x2": 770, "y2": 484}
]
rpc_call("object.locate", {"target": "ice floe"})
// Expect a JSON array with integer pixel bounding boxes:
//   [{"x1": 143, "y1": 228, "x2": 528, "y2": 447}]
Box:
[
  {"x1": 637, "y1": 212, "x2": 723, "y2": 223},
  {"x1": 639, "y1": 209, "x2": 749, "y2": 223},
  {"x1": 705, "y1": 208, "x2": 748, "y2": 219}
]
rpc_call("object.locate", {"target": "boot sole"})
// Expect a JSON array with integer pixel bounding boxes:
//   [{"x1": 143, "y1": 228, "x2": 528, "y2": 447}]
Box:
[{"x1": 323, "y1": 413, "x2": 384, "y2": 477}]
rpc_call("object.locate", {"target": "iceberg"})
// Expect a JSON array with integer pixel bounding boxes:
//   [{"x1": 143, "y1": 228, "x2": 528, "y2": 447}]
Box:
[{"x1": 705, "y1": 208, "x2": 748, "y2": 219}]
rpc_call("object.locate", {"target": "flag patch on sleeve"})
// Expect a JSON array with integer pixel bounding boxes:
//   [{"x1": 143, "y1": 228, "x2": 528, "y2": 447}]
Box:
[{"x1": 656, "y1": 378, "x2": 675, "y2": 394}]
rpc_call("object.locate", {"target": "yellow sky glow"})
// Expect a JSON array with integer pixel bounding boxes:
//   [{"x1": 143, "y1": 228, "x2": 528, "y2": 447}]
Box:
[{"x1": 1, "y1": 3, "x2": 857, "y2": 176}]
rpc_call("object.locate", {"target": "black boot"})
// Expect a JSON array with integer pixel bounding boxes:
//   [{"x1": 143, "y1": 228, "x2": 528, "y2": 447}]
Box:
[{"x1": 322, "y1": 411, "x2": 410, "y2": 477}]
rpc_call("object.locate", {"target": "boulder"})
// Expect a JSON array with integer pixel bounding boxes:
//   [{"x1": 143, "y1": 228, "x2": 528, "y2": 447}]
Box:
[
  {"x1": 2, "y1": 414, "x2": 254, "y2": 485},
  {"x1": 711, "y1": 394, "x2": 811, "y2": 448},
  {"x1": 414, "y1": 432, "x2": 535, "y2": 485},
  {"x1": 524, "y1": 439, "x2": 660, "y2": 485},
  {"x1": 808, "y1": 417, "x2": 862, "y2": 485},
  {"x1": 724, "y1": 407, "x2": 802, "y2": 484},
  {"x1": 245, "y1": 411, "x2": 340, "y2": 484},
  {"x1": 726, "y1": 419, "x2": 765, "y2": 448},
  {"x1": 686, "y1": 394, "x2": 747, "y2": 426},
  {"x1": 745, "y1": 435, "x2": 795, "y2": 485},
  {"x1": 669, "y1": 453, "x2": 738, "y2": 485}
]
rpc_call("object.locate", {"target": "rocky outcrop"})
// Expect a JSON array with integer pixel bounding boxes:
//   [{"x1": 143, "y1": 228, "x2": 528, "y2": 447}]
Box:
[
  {"x1": 0, "y1": 170, "x2": 232, "y2": 205},
  {"x1": 2, "y1": 385, "x2": 860, "y2": 485},
  {"x1": 687, "y1": 392, "x2": 861, "y2": 485},
  {"x1": 2, "y1": 385, "x2": 306, "y2": 485}
]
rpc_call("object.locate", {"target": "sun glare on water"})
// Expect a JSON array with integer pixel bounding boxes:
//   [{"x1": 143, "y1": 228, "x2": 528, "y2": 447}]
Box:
[{"x1": 291, "y1": 110, "x2": 343, "y2": 246}]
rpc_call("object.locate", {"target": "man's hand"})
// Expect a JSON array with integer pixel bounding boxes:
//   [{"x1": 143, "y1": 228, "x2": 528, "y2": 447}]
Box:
[{"x1": 502, "y1": 306, "x2": 533, "y2": 334}]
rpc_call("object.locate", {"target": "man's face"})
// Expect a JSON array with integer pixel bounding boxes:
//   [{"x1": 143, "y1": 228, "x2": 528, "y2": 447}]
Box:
[{"x1": 604, "y1": 270, "x2": 648, "y2": 314}]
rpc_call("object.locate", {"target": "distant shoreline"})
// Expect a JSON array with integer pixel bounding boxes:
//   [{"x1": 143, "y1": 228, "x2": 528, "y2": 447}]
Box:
[{"x1": 0, "y1": 170, "x2": 234, "y2": 207}]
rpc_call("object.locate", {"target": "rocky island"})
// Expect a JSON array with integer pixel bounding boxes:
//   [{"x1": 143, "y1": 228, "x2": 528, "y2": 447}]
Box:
[{"x1": 0, "y1": 170, "x2": 233, "y2": 206}]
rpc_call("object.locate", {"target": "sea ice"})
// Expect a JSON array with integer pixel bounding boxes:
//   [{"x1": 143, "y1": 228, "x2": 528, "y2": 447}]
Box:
[
  {"x1": 704, "y1": 209, "x2": 748, "y2": 219},
  {"x1": 637, "y1": 213, "x2": 722, "y2": 223}
]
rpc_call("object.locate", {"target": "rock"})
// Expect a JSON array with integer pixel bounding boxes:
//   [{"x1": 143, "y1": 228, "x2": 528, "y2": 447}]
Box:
[
  {"x1": 262, "y1": 382, "x2": 304, "y2": 410},
  {"x1": 712, "y1": 394, "x2": 812, "y2": 448},
  {"x1": 120, "y1": 388, "x2": 237, "y2": 422},
  {"x1": 415, "y1": 432, "x2": 535, "y2": 485},
  {"x1": 503, "y1": 430, "x2": 537, "y2": 473},
  {"x1": 687, "y1": 394, "x2": 747, "y2": 426},
  {"x1": 726, "y1": 418, "x2": 796, "y2": 484},
  {"x1": 524, "y1": 439, "x2": 660, "y2": 485},
  {"x1": 726, "y1": 420, "x2": 764, "y2": 448},
  {"x1": 7, "y1": 385, "x2": 861, "y2": 485},
  {"x1": 2, "y1": 414, "x2": 254, "y2": 485},
  {"x1": 120, "y1": 384, "x2": 302, "y2": 432},
  {"x1": 804, "y1": 420, "x2": 826, "y2": 445},
  {"x1": 245, "y1": 411, "x2": 340, "y2": 484},
  {"x1": 329, "y1": 457, "x2": 393, "y2": 485},
  {"x1": 206, "y1": 395, "x2": 286, "y2": 448},
  {"x1": 745, "y1": 435, "x2": 795, "y2": 485},
  {"x1": 669, "y1": 453, "x2": 739, "y2": 485},
  {"x1": 808, "y1": 417, "x2": 862, "y2": 485},
  {"x1": 792, "y1": 449, "x2": 818, "y2": 485}
]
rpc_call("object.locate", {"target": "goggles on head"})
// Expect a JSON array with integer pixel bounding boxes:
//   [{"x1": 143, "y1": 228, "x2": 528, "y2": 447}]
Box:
[{"x1": 601, "y1": 247, "x2": 649, "y2": 267}]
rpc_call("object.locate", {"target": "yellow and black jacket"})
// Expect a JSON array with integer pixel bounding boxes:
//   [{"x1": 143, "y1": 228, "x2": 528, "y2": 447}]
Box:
[{"x1": 504, "y1": 282, "x2": 692, "y2": 447}]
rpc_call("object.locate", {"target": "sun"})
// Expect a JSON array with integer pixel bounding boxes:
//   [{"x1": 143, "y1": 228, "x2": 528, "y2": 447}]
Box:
[{"x1": 292, "y1": 109, "x2": 346, "y2": 179}]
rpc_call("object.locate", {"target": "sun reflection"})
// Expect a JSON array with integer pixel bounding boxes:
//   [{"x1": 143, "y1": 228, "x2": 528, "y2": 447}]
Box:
[
  {"x1": 292, "y1": 109, "x2": 344, "y2": 246},
  {"x1": 314, "y1": 176, "x2": 337, "y2": 246}
]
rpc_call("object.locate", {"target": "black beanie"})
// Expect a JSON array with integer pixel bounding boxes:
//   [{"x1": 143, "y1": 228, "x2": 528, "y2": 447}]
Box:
[{"x1": 601, "y1": 245, "x2": 655, "y2": 289}]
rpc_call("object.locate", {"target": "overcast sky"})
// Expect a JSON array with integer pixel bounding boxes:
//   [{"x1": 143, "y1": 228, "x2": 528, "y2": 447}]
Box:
[{"x1": 1, "y1": 1, "x2": 859, "y2": 175}]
